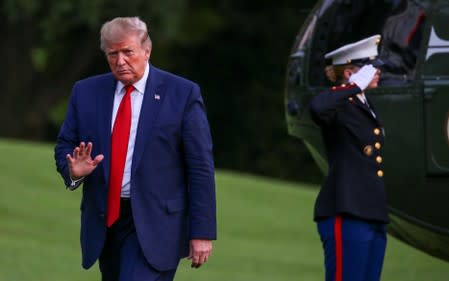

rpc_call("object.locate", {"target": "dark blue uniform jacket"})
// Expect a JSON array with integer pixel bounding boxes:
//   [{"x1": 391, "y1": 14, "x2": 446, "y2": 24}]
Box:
[{"x1": 309, "y1": 83, "x2": 389, "y2": 223}]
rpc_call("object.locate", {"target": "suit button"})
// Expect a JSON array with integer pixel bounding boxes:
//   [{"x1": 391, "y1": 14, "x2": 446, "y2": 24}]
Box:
[
  {"x1": 374, "y1": 128, "x2": 381, "y2": 135},
  {"x1": 376, "y1": 156, "x2": 383, "y2": 163},
  {"x1": 375, "y1": 142, "x2": 382, "y2": 149},
  {"x1": 377, "y1": 170, "x2": 384, "y2": 177},
  {"x1": 99, "y1": 214, "x2": 105, "y2": 219}
]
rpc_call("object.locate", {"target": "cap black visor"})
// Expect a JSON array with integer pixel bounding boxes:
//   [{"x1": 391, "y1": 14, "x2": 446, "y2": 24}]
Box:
[{"x1": 353, "y1": 58, "x2": 384, "y2": 67}]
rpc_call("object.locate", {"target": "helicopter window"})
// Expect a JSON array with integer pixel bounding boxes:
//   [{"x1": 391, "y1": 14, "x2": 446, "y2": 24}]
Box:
[
  {"x1": 307, "y1": 0, "x2": 424, "y2": 87},
  {"x1": 379, "y1": 0, "x2": 425, "y2": 86},
  {"x1": 421, "y1": 5, "x2": 449, "y2": 79}
]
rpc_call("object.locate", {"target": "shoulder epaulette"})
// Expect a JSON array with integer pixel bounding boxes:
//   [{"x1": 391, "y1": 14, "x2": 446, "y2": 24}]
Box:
[{"x1": 330, "y1": 83, "x2": 358, "y2": 92}]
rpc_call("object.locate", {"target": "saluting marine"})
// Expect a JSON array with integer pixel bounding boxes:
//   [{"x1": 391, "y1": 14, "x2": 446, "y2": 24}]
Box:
[{"x1": 309, "y1": 35, "x2": 388, "y2": 281}]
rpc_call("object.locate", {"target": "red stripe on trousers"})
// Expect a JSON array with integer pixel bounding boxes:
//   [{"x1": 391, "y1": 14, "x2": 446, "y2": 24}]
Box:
[{"x1": 334, "y1": 216, "x2": 343, "y2": 281}]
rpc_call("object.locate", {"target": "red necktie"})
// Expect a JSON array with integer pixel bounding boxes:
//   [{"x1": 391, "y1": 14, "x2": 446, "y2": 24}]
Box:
[{"x1": 107, "y1": 85, "x2": 134, "y2": 227}]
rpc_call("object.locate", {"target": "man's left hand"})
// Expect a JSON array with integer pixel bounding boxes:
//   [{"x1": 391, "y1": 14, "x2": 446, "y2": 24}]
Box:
[{"x1": 188, "y1": 239, "x2": 213, "y2": 268}]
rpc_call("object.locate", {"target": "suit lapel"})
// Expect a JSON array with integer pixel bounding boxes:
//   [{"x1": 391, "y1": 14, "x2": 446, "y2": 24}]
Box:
[
  {"x1": 97, "y1": 75, "x2": 117, "y2": 181},
  {"x1": 131, "y1": 66, "x2": 165, "y2": 177}
]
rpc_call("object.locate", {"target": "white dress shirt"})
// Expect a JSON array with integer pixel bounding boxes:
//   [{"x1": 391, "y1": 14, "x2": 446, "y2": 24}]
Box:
[{"x1": 111, "y1": 63, "x2": 150, "y2": 198}]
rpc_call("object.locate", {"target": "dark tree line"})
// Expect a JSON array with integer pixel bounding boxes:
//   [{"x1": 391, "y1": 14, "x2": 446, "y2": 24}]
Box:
[{"x1": 1, "y1": 0, "x2": 321, "y2": 183}]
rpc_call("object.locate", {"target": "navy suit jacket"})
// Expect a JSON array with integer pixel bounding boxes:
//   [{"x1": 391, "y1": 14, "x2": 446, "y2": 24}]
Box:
[
  {"x1": 309, "y1": 83, "x2": 389, "y2": 223},
  {"x1": 54, "y1": 65, "x2": 216, "y2": 271}
]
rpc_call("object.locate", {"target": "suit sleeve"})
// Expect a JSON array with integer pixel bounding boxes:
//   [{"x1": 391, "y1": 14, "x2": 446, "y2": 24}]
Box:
[
  {"x1": 309, "y1": 84, "x2": 362, "y2": 126},
  {"x1": 54, "y1": 83, "x2": 80, "y2": 188},
  {"x1": 182, "y1": 83, "x2": 217, "y2": 240}
]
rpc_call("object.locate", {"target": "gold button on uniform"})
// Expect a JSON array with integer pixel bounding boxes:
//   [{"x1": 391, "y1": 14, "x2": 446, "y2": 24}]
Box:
[
  {"x1": 374, "y1": 128, "x2": 381, "y2": 135},
  {"x1": 363, "y1": 145, "x2": 373, "y2": 156},
  {"x1": 375, "y1": 142, "x2": 381, "y2": 149},
  {"x1": 376, "y1": 156, "x2": 383, "y2": 163},
  {"x1": 377, "y1": 170, "x2": 384, "y2": 177}
]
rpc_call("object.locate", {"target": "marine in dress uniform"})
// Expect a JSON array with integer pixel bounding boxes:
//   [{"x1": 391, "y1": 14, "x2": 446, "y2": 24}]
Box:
[{"x1": 309, "y1": 35, "x2": 389, "y2": 281}]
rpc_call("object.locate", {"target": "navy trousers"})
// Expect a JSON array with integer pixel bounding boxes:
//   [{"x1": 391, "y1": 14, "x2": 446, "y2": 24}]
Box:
[
  {"x1": 317, "y1": 216, "x2": 387, "y2": 281},
  {"x1": 99, "y1": 199, "x2": 178, "y2": 281}
]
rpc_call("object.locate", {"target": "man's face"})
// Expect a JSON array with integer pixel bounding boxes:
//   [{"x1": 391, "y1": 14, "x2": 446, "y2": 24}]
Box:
[{"x1": 105, "y1": 35, "x2": 151, "y2": 85}]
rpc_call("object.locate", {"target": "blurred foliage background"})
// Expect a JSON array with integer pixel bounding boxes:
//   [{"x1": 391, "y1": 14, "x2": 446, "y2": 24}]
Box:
[{"x1": 0, "y1": 0, "x2": 321, "y2": 183}]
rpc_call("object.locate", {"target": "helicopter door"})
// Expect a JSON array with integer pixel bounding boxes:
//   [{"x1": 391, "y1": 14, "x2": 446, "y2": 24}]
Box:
[
  {"x1": 423, "y1": 81, "x2": 449, "y2": 175},
  {"x1": 422, "y1": 3, "x2": 449, "y2": 175}
]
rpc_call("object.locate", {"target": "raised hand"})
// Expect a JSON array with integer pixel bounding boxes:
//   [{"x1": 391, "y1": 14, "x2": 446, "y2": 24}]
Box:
[
  {"x1": 66, "y1": 142, "x2": 104, "y2": 179},
  {"x1": 349, "y1": 64, "x2": 377, "y2": 91}
]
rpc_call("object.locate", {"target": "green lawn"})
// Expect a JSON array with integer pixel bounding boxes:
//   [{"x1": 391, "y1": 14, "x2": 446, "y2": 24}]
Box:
[{"x1": 0, "y1": 139, "x2": 447, "y2": 281}]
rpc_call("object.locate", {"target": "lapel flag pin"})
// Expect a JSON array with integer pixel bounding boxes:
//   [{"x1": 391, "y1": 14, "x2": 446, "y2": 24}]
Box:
[{"x1": 154, "y1": 94, "x2": 160, "y2": 100}]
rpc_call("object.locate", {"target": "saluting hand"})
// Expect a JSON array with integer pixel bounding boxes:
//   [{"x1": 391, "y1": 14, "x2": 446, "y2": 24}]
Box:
[
  {"x1": 188, "y1": 239, "x2": 213, "y2": 269},
  {"x1": 66, "y1": 142, "x2": 104, "y2": 179},
  {"x1": 349, "y1": 64, "x2": 377, "y2": 91}
]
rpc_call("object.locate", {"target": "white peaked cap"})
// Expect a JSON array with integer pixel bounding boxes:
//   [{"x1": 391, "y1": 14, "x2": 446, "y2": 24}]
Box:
[{"x1": 325, "y1": 35, "x2": 382, "y2": 65}]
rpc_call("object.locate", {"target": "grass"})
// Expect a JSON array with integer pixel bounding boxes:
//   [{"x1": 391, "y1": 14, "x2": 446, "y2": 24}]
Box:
[{"x1": 0, "y1": 139, "x2": 447, "y2": 281}]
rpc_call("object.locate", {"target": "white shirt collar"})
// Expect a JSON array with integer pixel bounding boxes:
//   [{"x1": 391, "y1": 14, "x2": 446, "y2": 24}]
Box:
[{"x1": 356, "y1": 93, "x2": 367, "y2": 104}]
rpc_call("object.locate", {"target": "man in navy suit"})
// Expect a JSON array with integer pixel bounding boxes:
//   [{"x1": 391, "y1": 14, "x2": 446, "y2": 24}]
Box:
[{"x1": 54, "y1": 17, "x2": 216, "y2": 281}]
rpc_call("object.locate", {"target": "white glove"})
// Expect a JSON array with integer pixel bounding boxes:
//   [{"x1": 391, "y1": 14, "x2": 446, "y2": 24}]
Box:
[{"x1": 348, "y1": 65, "x2": 377, "y2": 91}]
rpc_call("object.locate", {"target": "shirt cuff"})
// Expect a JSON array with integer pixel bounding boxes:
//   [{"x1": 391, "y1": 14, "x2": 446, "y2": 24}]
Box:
[{"x1": 68, "y1": 176, "x2": 85, "y2": 191}]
